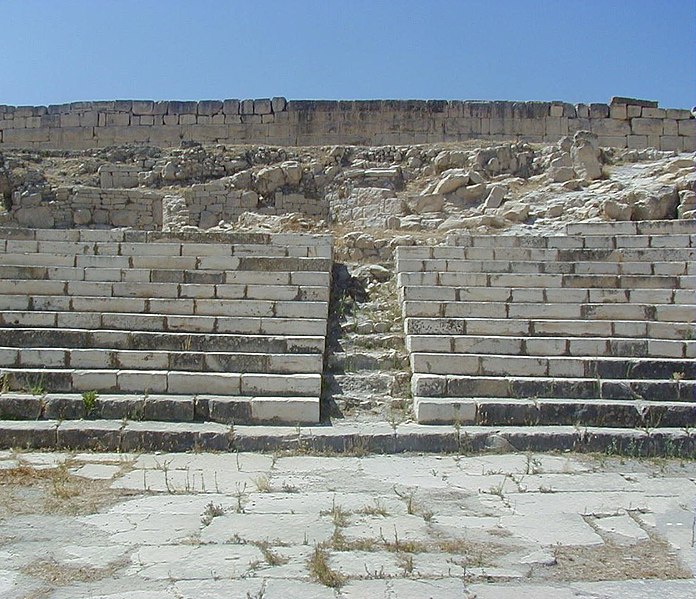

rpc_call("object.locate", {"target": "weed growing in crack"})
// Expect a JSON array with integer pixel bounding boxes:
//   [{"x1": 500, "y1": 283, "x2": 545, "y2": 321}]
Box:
[
  {"x1": 308, "y1": 545, "x2": 346, "y2": 588},
  {"x1": 234, "y1": 482, "x2": 248, "y2": 513},
  {"x1": 253, "y1": 475, "x2": 272, "y2": 493},
  {"x1": 201, "y1": 502, "x2": 225, "y2": 526},
  {"x1": 81, "y1": 390, "x2": 98, "y2": 416},
  {"x1": 359, "y1": 499, "x2": 390, "y2": 517},
  {"x1": 254, "y1": 540, "x2": 289, "y2": 566}
]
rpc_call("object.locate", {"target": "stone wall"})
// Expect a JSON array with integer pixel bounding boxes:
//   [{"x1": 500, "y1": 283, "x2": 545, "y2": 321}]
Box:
[
  {"x1": 0, "y1": 96, "x2": 693, "y2": 151},
  {"x1": 9, "y1": 186, "x2": 163, "y2": 229}
]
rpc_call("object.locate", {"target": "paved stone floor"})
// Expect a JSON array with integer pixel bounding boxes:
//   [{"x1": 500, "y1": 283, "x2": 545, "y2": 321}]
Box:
[{"x1": 0, "y1": 450, "x2": 694, "y2": 598}]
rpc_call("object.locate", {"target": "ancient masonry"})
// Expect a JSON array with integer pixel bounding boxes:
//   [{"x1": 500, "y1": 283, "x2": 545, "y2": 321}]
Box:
[
  {"x1": 0, "y1": 95, "x2": 694, "y2": 449},
  {"x1": 0, "y1": 96, "x2": 694, "y2": 151}
]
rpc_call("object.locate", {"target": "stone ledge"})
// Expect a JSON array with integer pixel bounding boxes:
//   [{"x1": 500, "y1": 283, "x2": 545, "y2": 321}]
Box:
[{"x1": 0, "y1": 420, "x2": 694, "y2": 457}]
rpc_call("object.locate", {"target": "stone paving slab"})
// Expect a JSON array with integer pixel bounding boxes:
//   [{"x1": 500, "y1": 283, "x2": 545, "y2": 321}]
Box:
[{"x1": 0, "y1": 450, "x2": 693, "y2": 598}]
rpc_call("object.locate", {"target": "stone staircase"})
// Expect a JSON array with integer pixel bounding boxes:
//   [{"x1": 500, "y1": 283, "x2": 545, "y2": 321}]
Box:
[
  {"x1": 0, "y1": 228, "x2": 331, "y2": 426},
  {"x1": 398, "y1": 220, "x2": 696, "y2": 426}
]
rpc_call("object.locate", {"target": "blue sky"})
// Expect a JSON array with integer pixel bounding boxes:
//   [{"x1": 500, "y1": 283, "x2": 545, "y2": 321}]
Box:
[{"x1": 2, "y1": 0, "x2": 694, "y2": 108}]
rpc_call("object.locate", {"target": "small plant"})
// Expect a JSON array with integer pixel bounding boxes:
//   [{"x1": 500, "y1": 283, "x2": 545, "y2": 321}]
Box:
[
  {"x1": 201, "y1": 502, "x2": 225, "y2": 526},
  {"x1": 322, "y1": 497, "x2": 350, "y2": 528},
  {"x1": 253, "y1": 475, "x2": 272, "y2": 493},
  {"x1": 254, "y1": 541, "x2": 289, "y2": 566},
  {"x1": 0, "y1": 373, "x2": 10, "y2": 394},
  {"x1": 81, "y1": 390, "x2": 98, "y2": 416},
  {"x1": 525, "y1": 453, "x2": 543, "y2": 475},
  {"x1": 397, "y1": 552, "x2": 415, "y2": 576},
  {"x1": 28, "y1": 375, "x2": 46, "y2": 396},
  {"x1": 234, "y1": 482, "x2": 248, "y2": 513},
  {"x1": 394, "y1": 485, "x2": 418, "y2": 515},
  {"x1": 308, "y1": 546, "x2": 346, "y2": 588},
  {"x1": 360, "y1": 499, "x2": 389, "y2": 517}
]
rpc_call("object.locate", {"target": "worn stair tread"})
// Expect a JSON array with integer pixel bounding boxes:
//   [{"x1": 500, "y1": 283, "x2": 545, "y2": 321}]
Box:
[
  {"x1": 0, "y1": 347, "x2": 323, "y2": 373},
  {"x1": 0, "y1": 392, "x2": 319, "y2": 425},
  {"x1": 0, "y1": 328, "x2": 325, "y2": 352},
  {"x1": 410, "y1": 353, "x2": 696, "y2": 378},
  {"x1": 413, "y1": 396, "x2": 696, "y2": 427},
  {"x1": 402, "y1": 300, "x2": 694, "y2": 322},
  {"x1": 0, "y1": 368, "x2": 322, "y2": 396},
  {"x1": 404, "y1": 317, "x2": 695, "y2": 340},
  {"x1": 399, "y1": 285, "x2": 696, "y2": 304},
  {"x1": 0, "y1": 311, "x2": 328, "y2": 335},
  {"x1": 0, "y1": 295, "x2": 329, "y2": 318},
  {"x1": 406, "y1": 335, "x2": 695, "y2": 358},
  {"x1": 412, "y1": 373, "x2": 695, "y2": 401}
]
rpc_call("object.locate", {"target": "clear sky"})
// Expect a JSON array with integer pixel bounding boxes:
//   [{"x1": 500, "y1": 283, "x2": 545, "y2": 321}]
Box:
[{"x1": 2, "y1": 0, "x2": 694, "y2": 108}]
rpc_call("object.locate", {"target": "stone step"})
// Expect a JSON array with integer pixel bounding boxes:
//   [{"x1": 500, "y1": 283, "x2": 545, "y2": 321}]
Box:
[
  {"x1": 396, "y1": 258, "x2": 694, "y2": 276},
  {"x1": 0, "y1": 311, "x2": 328, "y2": 335},
  {"x1": 397, "y1": 246, "x2": 695, "y2": 264},
  {"x1": 0, "y1": 227, "x2": 333, "y2": 251},
  {"x1": 0, "y1": 347, "x2": 322, "y2": 373},
  {"x1": 0, "y1": 278, "x2": 329, "y2": 302},
  {"x1": 0, "y1": 368, "x2": 322, "y2": 396},
  {"x1": 0, "y1": 392, "x2": 319, "y2": 425},
  {"x1": 0, "y1": 263, "x2": 330, "y2": 287},
  {"x1": 0, "y1": 328, "x2": 325, "y2": 353},
  {"x1": 400, "y1": 285, "x2": 695, "y2": 304},
  {"x1": 414, "y1": 396, "x2": 696, "y2": 428},
  {"x1": 411, "y1": 373, "x2": 696, "y2": 402},
  {"x1": 410, "y1": 353, "x2": 696, "y2": 379},
  {"x1": 406, "y1": 335, "x2": 695, "y2": 359},
  {"x1": 402, "y1": 301, "x2": 694, "y2": 322},
  {"x1": 0, "y1": 240, "x2": 330, "y2": 259},
  {"x1": 0, "y1": 418, "x2": 693, "y2": 454},
  {"x1": 0, "y1": 251, "x2": 332, "y2": 272},
  {"x1": 404, "y1": 317, "x2": 695, "y2": 341},
  {"x1": 397, "y1": 272, "x2": 694, "y2": 290},
  {"x1": 564, "y1": 219, "x2": 696, "y2": 236},
  {"x1": 0, "y1": 233, "x2": 331, "y2": 258},
  {"x1": 0, "y1": 295, "x2": 328, "y2": 318}
]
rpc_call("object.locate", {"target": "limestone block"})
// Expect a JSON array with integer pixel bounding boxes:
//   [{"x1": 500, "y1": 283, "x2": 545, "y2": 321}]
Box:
[
  {"x1": 3, "y1": 128, "x2": 50, "y2": 144},
  {"x1": 271, "y1": 97, "x2": 287, "y2": 113},
  {"x1": 132, "y1": 101, "x2": 154, "y2": 115},
  {"x1": 681, "y1": 136, "x2": 695, "y2": 152},
  {"x1": 223, "y1": 99, "x2": 240, "y2": 115},
  {"x1": 168, "y1": 100, "x2": 197, "y2": 114},
  {"x1": 14, "y1": 206, "x2": 54, "y2": 227},
  {"x1": 104, "y1": 112, "x2": 130, "y2": 127},
  {"x1": 545, "y1": 117, "x2": 568, "y2": 137},
  {"x1": 609, "y1": 105, "x2": 627, "y2": 120},
  {"x1": 253, "y1": 99, "x2": 272, "y2": 115},
  {"x1": 180, "y1": 114, "x2": 196, "y2": 125},
  {"x1": 678, "y1": 120, "x2": 694, "y2": 136},
  {"x1": 626, "y1": 105, "x2": 642, "y2": 118},
  {"x1": 660, "y1": 136, "x2": 681, "y2": 152},
  {"x1": 575, "y1": 104, "x2": 589, "y2": 118},
  {"x1": 241, "y1": 99, "x2": 254, "y2": 115},
  {"x1": 627, "y1": 135, "x2": 648, "y2": 149},
  {"x1": 631, "y1": 117, "x2": 663, "y2": 136},
  {"x1": 163, "y1": 115, "x2": 178, "y2": 125},
  {"x1": 198, "y1": 100, "x2": 222, "y2": 116},
  {"x1": 590, "y1": 118, "x2": 630, "y2": 137},
  {"x1": 589, "y1": 103, "x2": 609, "y2": 118},
  {"x1": 251, "y1": 397, "x2": 319, "y2": 424},
  {"x1": 642, "y1": 107, "x2": 666, "y2": 118},
  {"x1": 662, "y1": 119, "x2": 678, "y2": 136}
]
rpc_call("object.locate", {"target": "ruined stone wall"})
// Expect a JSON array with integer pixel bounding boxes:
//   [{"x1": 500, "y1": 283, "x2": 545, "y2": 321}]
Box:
[
  {"x1": 0, "y1": 97, "x2": 693, "y2": 151},
  {"x1": 9, "y1": 186, "x2": 163, "y2": 229}
]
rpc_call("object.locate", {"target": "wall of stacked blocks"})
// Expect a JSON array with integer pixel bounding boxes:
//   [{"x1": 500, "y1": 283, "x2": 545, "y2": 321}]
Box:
[{"x1": 0, "y1": 97, "x2": 693, "y2": 151}]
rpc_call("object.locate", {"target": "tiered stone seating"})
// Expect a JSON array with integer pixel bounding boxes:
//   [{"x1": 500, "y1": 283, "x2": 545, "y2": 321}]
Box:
[
  {"x1": 398, "y1": 220, "x2": 696, "y2": 426},
  {"x1": 0, "y1": 228, "x2": 331, "y2": 424}
]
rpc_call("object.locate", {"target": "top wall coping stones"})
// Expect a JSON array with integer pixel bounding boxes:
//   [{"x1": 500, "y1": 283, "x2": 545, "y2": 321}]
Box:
[{"x1": 2, "y1": 97, "x2": 692, "y2": 119}]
